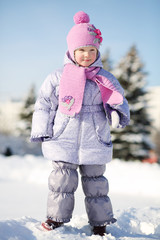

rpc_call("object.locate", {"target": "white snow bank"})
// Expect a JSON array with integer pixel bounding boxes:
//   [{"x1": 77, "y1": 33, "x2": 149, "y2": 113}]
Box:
[
  {"x1": 0, "y1": 208, "x2": 160, "y2": 240},
  {"x1": 0, "y1": 154, "x2": 50, "y2": 185},
  {"x1": 107, "y1": 159, "x2": 160, "y2": 197},
  {"x1": 1, "y1": 154, "x2": 160, "y2": 197}
]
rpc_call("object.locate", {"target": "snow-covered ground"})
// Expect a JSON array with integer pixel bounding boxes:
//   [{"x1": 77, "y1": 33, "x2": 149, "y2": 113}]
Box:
[{"x1": 0, "y1": 154, "x2": 160, "y2": 239}]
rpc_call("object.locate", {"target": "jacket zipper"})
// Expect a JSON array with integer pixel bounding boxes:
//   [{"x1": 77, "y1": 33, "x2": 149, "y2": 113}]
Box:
[{"x1": 77, "y1": 114, "x2": 82, "y2": 159}]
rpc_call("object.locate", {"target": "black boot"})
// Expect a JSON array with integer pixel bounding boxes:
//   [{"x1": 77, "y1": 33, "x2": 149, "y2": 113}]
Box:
[
  {"x1": 92, "y1": 225, "x2": 106, "y2": 236},
  {"x1": 42, "y1": 219, "x2": 63, "y2": 231}
]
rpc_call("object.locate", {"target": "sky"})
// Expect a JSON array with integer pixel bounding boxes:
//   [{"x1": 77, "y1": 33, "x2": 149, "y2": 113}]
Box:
[{"x1": 0, "y1": 0, "x2": 160, "y2": 101}]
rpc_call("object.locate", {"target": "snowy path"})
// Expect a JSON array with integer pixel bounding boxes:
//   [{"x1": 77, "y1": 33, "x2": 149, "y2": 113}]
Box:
[{"x1": 0, "y1": 155, "x2": 160, "y2": 239}]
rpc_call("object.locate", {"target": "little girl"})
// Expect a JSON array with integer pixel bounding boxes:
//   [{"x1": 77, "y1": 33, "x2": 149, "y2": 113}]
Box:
[{"x1": 31, "y1": 11, "x2": 130, "y2": 236}]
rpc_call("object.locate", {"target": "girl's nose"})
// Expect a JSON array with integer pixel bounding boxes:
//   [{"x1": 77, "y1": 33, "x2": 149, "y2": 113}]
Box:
[{"x1": 84, "y1": 51, "x2": 89, "y2": 57}]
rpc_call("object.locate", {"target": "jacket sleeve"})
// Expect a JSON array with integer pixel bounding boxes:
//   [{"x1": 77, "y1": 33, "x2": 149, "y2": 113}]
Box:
[{"x1": 30, "y1": 72, "x2": 60, "y2": 142}]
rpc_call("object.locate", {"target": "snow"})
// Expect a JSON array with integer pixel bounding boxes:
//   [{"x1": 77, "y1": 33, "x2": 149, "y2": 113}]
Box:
[
  {"x1": 1, "y1": 210, "x2": 160, "y2": 240},
  {"x1": 0, "y1": 154, "x2": 160, "y2": 239}
]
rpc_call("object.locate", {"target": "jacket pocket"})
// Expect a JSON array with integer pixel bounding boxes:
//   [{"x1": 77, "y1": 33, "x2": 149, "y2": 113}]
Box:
[
  {"x1": 52, "y1": 109, "x2": 70, "y2": 140},
  {"x1": 92, "y1": 111, "x2": 112, "y2": 147}
]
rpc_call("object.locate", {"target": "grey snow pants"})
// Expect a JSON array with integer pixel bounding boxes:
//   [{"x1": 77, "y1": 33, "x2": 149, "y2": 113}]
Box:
[{"x1": 47, "y1": 161, "x2": 115, "y2": 226}]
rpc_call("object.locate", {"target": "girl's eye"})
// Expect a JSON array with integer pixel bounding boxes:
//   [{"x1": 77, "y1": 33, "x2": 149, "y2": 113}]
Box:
[
  {"x1": 90, "y1": 49, "x2": 96, "y2": 52},
  {"x1": 79, "y1": 49, "x2": 84, "y2": 52}
]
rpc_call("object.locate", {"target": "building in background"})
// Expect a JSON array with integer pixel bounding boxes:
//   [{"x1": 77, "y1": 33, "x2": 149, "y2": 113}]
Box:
[{"x1": 145, "y1": 86, "x2": 160, "y2": 160}]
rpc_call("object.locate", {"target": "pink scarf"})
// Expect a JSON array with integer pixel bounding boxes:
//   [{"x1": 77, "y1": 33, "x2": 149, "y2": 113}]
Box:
[{"x1": 59, "y1": 63, "x2": 123, "y2": 116}]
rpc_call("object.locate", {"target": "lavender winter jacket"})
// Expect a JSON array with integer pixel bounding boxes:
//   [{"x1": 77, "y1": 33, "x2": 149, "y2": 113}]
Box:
[{"x1": 31, "y1": 53, "x2": 130, "y2": 165}]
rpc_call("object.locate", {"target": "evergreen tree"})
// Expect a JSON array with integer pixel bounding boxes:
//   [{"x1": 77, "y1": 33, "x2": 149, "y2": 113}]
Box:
[
  {"x1": 111, "y1": 45, "x2": 153, "y2": 161},
  {"x1": 18, "y1": 85, "x2": 36, "y2": 136},
  {"x1": 101, "y1": 49, "x2": 112, "y2": 71}
]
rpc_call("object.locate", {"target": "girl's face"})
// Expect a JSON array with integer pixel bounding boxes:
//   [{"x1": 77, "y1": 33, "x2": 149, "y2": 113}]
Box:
[{"x1": 74, "y1": 46, "x2": 98, "y2": 67}]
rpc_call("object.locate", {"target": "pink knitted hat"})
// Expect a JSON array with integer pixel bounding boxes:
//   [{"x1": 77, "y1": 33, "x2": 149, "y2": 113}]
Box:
[{"x1": 67, "y1": 11, "x2": 103, "y2": 60}]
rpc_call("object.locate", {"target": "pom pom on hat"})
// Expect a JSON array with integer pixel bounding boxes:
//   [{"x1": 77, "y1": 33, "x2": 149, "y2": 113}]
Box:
[{"x1": 74, "y1": 11, "x2": 90, "y2": 24}]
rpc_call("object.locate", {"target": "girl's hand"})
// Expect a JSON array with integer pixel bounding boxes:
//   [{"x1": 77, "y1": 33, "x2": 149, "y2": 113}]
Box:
[{"x1": 111, "y1": 111, "x2": 120, "y2": 128}]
